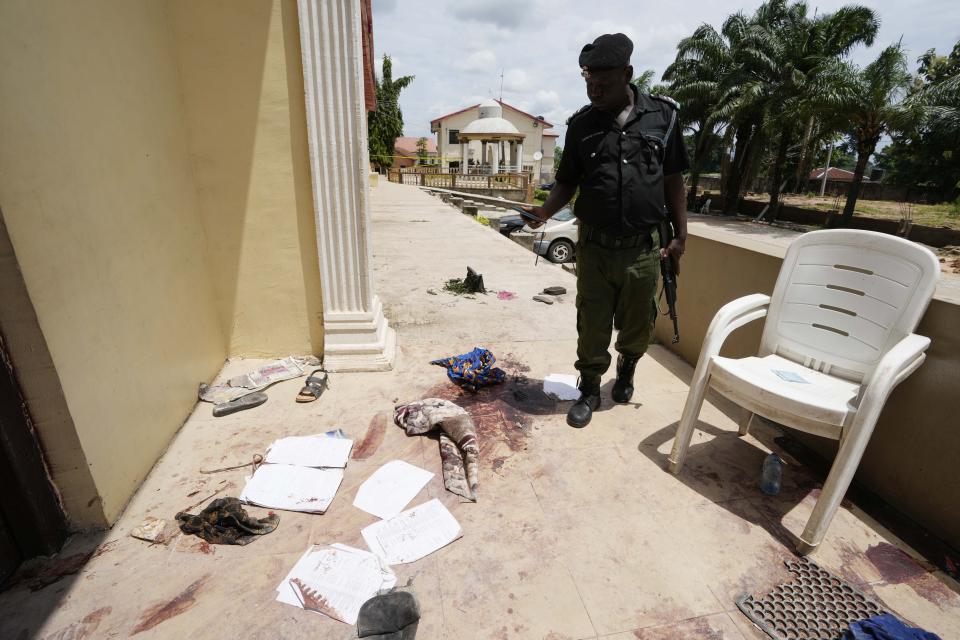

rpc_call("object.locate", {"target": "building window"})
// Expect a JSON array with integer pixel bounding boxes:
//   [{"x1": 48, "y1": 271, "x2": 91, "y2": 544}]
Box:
[{"x1": 448, "y1": 129, "x2": 459, "y2": 145}]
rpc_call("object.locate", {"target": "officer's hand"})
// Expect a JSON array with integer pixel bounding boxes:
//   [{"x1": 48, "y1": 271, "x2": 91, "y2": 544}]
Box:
[
  {"x1": 520, "y1": 205, "x2": 549, "y2": 229},
  {"x1": 660, "y1": 237, "x2": 685, "y2": 276}
]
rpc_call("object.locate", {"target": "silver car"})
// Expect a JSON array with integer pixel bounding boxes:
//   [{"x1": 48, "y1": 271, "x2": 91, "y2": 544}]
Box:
[{"x1": 523, "y1": 207, "x2": 578, "y2": 263}]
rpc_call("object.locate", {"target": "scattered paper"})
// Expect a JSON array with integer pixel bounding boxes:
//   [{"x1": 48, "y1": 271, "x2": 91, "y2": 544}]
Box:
[
  {"x1": 265, "y1": 434, "x2": 353, "y2": 468},
  {"x1": 353, "y1": 460, "x2": 434, "y2": 520},
  {"x1": 276, "y1": 544, "x2": 396, "y2": 625},
  {"x1": 543, "y1": 373, "x2": 580, "y2": 400},
  {"x1": 772, "y1": 369, "x2": 810, "y2": 384},
  {"x1": 240, "y1": 464, "x2": 344, "y2": 513},
  {"x1": 362, "y1": 498, "x2": 462, "y2": 564},
  {"x1": 198, "y1": 355, "x2": 320, "y2": 405}
]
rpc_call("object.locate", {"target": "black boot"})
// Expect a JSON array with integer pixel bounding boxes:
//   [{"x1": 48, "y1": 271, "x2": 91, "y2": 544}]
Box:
[
  {"x1": 611, "y1": 354, "x2": 640, "y2": 403},
  {"x1": 567, "y1": 378, "x2": 601, "y2": 429}
]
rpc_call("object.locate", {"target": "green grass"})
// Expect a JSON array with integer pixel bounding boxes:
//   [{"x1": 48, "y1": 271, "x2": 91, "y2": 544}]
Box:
[{"x1": 745, "y1": 193, "x2": 960, "y2": 229}]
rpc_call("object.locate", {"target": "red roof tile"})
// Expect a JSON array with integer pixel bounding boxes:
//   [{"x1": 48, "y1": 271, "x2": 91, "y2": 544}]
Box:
[
  {"x1": 809, "y1": 167, "x2": 857, "y2": 181},
  {"x1": 394, "y1": 136, "x2": 437, "y2": 154}
]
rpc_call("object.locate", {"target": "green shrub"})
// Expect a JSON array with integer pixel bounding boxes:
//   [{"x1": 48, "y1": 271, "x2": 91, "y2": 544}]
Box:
[{"x1": 534, "y1": 189, "x2": 549, "y2": 201}]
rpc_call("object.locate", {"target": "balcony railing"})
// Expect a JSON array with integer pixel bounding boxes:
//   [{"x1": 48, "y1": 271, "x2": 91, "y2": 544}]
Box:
[{"x1": 387, "y1": 169, "x2": 529, "y2": 191}]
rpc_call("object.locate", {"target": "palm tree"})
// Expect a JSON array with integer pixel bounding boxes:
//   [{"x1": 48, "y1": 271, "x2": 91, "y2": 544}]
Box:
[
  {"x1": 630, "y1": 69, "x2": 656, "y2": 93},
  {"x1": 663, "y1": 24, "x2": 733, "y2": 208},
  {"x1": 822, "y1": 45, "x2": 923, "y2": 226},
  {"x1": 790, "y1": 6, "x2": 880, "y2": 193}
]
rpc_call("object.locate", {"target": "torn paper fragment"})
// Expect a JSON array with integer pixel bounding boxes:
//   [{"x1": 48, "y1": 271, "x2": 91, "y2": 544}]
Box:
[
  {"x1": 362, "y1": 498, "x2": 462, "y2": 565},
  {"x1": 353, "y1": 460, "x2": 434, "y2": 520},
  {"x1": 265, "y1": 434, "x2": 353, "y2": 468},
  {"x1": 543, "y1": 373, "x2": 580, "y2": 400},
  {"x1": 130, "y1": 516, "x2": 172, "y2": 544},
  {"x1": 276, "y1": 544, "x2": 396, "y2": 625},
  {"x1": 240, "y1": 464, "x2": 343, "y2": 513}
]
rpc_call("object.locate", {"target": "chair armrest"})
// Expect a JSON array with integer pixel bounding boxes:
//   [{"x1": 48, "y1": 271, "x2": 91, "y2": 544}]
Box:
[
  {"x1": 861, "y1": 333, "x2": 931, "y2": 400},
  {"x1": 697, "y1": 294, "x2": 771, "y2": 363}
]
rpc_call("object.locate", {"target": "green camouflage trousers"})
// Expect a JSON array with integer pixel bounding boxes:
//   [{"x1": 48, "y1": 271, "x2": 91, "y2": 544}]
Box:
[{"x1": 575, "y1": 227, "x2": 660, "y2": 383}]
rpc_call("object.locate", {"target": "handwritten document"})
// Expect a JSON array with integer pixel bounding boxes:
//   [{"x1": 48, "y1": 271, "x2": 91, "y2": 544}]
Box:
[
  {"x1": 362, "y1": 498, "x2": 462, "y2": 564},
  {"x1": 276, "y1": 544, "x2": 397, "y2": 625}
]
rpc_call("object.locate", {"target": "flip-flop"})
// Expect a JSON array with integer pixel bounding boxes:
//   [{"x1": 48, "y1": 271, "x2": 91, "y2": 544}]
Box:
[
  {"x1": 296, "y1": 369, "x2": 328, "y2": 403},
  {"x1": 213, "y1": 391, "x2": 268, "y2": 417}
]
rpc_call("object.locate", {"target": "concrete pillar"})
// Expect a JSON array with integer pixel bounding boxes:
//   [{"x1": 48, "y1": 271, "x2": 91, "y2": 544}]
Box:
[
  {"x1": 461, "y1": 141, "x2": 468, "y2": 173},
  {"x1": 297, "y1": 0, "x2": 396, "y2": 371},
  {"x1": 481, "y1": 140, "x2": 487, "y2": 173},
  {"x1": 517, "y1": 142, "x2": 523, "y2": 173},
  {"x1": 491, "y1": 143, "x2": 499, "y2": 174}
]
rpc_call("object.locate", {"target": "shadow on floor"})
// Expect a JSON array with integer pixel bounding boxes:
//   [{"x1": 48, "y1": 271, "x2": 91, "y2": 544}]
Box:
[
  {"x1": 641, "y1": 347, "x2": 960, "y2": 593},
  {"x1": 0, "y1": 529, "x2": 111, "y2": 639}
]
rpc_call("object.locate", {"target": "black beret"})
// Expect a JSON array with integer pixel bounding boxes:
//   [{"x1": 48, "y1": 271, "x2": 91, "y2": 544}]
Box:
[{"x1": 579, "y1": 33, "x2": 633, "y2": 71}]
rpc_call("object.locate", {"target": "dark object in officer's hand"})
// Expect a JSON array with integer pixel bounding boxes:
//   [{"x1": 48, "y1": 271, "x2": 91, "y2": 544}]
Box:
[{"x1": 658, "y1": 225, "x2": 680, "y2": 344}]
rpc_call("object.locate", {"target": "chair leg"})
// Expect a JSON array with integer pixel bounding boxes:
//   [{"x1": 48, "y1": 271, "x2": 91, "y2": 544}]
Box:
[
  {"x1": 738, "y1": 410, "x2": 754, "y2": 436},
  {"x1": 667, "y1": 371, "x2": 711, "y2": 474},
  {"x1": 797, "y1": 414, "x2": 877, "y2": 554}
]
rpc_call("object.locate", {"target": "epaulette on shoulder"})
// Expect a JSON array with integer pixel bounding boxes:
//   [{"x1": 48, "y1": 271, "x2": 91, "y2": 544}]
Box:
[
  {"x1": 651, "y1": 94, "x2": 680, "y2": 110},
  {"x1": 566, "y1": 104, "x2": 592, "y2": 125}
]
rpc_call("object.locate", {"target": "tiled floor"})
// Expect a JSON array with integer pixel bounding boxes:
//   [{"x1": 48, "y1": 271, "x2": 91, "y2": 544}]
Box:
[{"x1": 2, "y1": 181, "x2": 957, "y2": 639}]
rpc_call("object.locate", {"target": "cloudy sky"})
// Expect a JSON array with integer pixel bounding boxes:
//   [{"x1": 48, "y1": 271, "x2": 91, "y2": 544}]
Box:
[{"x1": 371, "y1": 0, "x2": 960, "y2": 142}]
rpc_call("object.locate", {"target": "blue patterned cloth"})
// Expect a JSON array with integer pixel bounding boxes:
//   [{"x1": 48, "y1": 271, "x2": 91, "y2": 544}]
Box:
[
  {"x1": 430, "y1": 347, "x2": 506, "y2": 392},
  {"x1": 844, "y1": 614, "x2": 941, "y2": 640}
]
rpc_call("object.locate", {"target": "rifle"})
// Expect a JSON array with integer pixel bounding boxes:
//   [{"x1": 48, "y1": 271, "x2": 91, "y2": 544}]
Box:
[{"x1": 659, "y1": 221, "x2": 680, "y2": 343}]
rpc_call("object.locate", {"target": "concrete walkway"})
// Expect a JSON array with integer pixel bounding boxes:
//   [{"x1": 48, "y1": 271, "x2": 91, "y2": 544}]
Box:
[{"x1": 2, "y1": 180, "x2": 958, "y2": 639}]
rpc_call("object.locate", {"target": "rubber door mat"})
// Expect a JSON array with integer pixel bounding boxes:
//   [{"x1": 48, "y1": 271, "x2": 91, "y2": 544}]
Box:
[{"x1": 737, "y1": 557, "x2": 886, "y2": 640}]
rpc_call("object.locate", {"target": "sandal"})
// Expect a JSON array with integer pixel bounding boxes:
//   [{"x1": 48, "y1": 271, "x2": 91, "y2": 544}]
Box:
[
  {"x1": 213, "y1": 391, "x2": 268, "y2": 417},
  {"x1": 296, "y1": 369, "x2": 328, "y2": 403}
]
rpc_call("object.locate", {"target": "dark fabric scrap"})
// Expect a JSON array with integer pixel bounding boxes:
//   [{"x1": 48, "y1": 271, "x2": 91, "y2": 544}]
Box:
[
  {"x1": 843, "y1": 614, "x2": 942, "y2": 640},
  {"x1": 357, "y1": 590, "x2": 420, "y2": 639},
  {"x1": 175, "y1": 497, "x2": 279, "y2": 545}
]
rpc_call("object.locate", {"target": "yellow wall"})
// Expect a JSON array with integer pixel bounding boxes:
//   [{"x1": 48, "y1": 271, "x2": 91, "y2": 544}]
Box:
[
  {"x1": 0, "y1": 0, "x2": 323, "y2": 526},
  {"x1": 0, "y1": 0, "x2": 227, "y2": 524},
  {"x1": 168, "y1": 0, "x2": 324, "y2": 357},
  {"x1": 655, "y1": 224, "x2": 960, "y2": 548}
]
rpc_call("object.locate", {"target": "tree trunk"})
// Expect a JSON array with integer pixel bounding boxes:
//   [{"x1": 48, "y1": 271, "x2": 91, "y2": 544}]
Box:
[
  {"x1": 766, "y1": 132, "x2": 792, "y2": 220},
  {"x1": 724, "y1": 124, "x2": 755, "y2": 215},
  {"x1": 839, "y1": 144, "x2": 874, "y2": 227},
  {"x1": 687, "y1": 170, "x2": 701, "y2": 210},
  {"x1": 792, "y1": 116, "x2": 815, "y2": 193}
]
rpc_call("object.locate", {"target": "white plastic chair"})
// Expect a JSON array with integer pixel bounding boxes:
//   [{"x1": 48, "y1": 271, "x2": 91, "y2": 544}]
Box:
[{"x1": 668, "y1": 229, "x2": 940, "y2": 554}]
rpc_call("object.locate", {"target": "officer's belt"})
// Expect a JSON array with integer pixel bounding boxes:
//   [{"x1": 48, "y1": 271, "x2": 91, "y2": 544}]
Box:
[{"x1": 581, "y1": 225, "x2": 654, "y2": 251}]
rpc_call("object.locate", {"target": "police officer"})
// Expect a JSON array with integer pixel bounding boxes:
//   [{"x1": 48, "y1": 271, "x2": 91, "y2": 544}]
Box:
[{"x1": 524, "y1": 33, "x2": 688, "y2": 429}]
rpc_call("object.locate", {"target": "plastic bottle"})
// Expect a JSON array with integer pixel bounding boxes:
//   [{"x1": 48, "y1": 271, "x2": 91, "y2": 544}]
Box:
[{"x1": 760, "y1": 453, "x2": 783, "y2": 495}]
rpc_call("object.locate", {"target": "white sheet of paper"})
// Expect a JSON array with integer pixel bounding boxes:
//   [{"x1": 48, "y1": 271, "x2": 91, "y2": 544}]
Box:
[
  {"x1": 543, "y1": 373, "x2": 580, "y2": 400},
  {"x1": 240, "y1": 464, "x2": 343, "y2": 513},
  {"x1": 275, "y1": 544, "x2": 397, "y2": 625},
  {"x1": 353, "y1": 460, "x2": 434, "y2": 520},
  {"x1": 361, "y1": 498, "x2": 462, "y2": 565},
  {"x1": 265, "y1": 434, "x2": 354, "y2": 468}
]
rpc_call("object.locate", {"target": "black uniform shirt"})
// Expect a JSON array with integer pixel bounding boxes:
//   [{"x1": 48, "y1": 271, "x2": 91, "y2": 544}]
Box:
[{"x1": 556, "y1": 85, "x2": 689, "y2": 234}]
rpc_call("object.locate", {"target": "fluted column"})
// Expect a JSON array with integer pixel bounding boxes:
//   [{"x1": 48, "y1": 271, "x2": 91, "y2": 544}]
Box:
[{"x1": 297, "y1": 0, "x2": 395, "y2": 371}]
